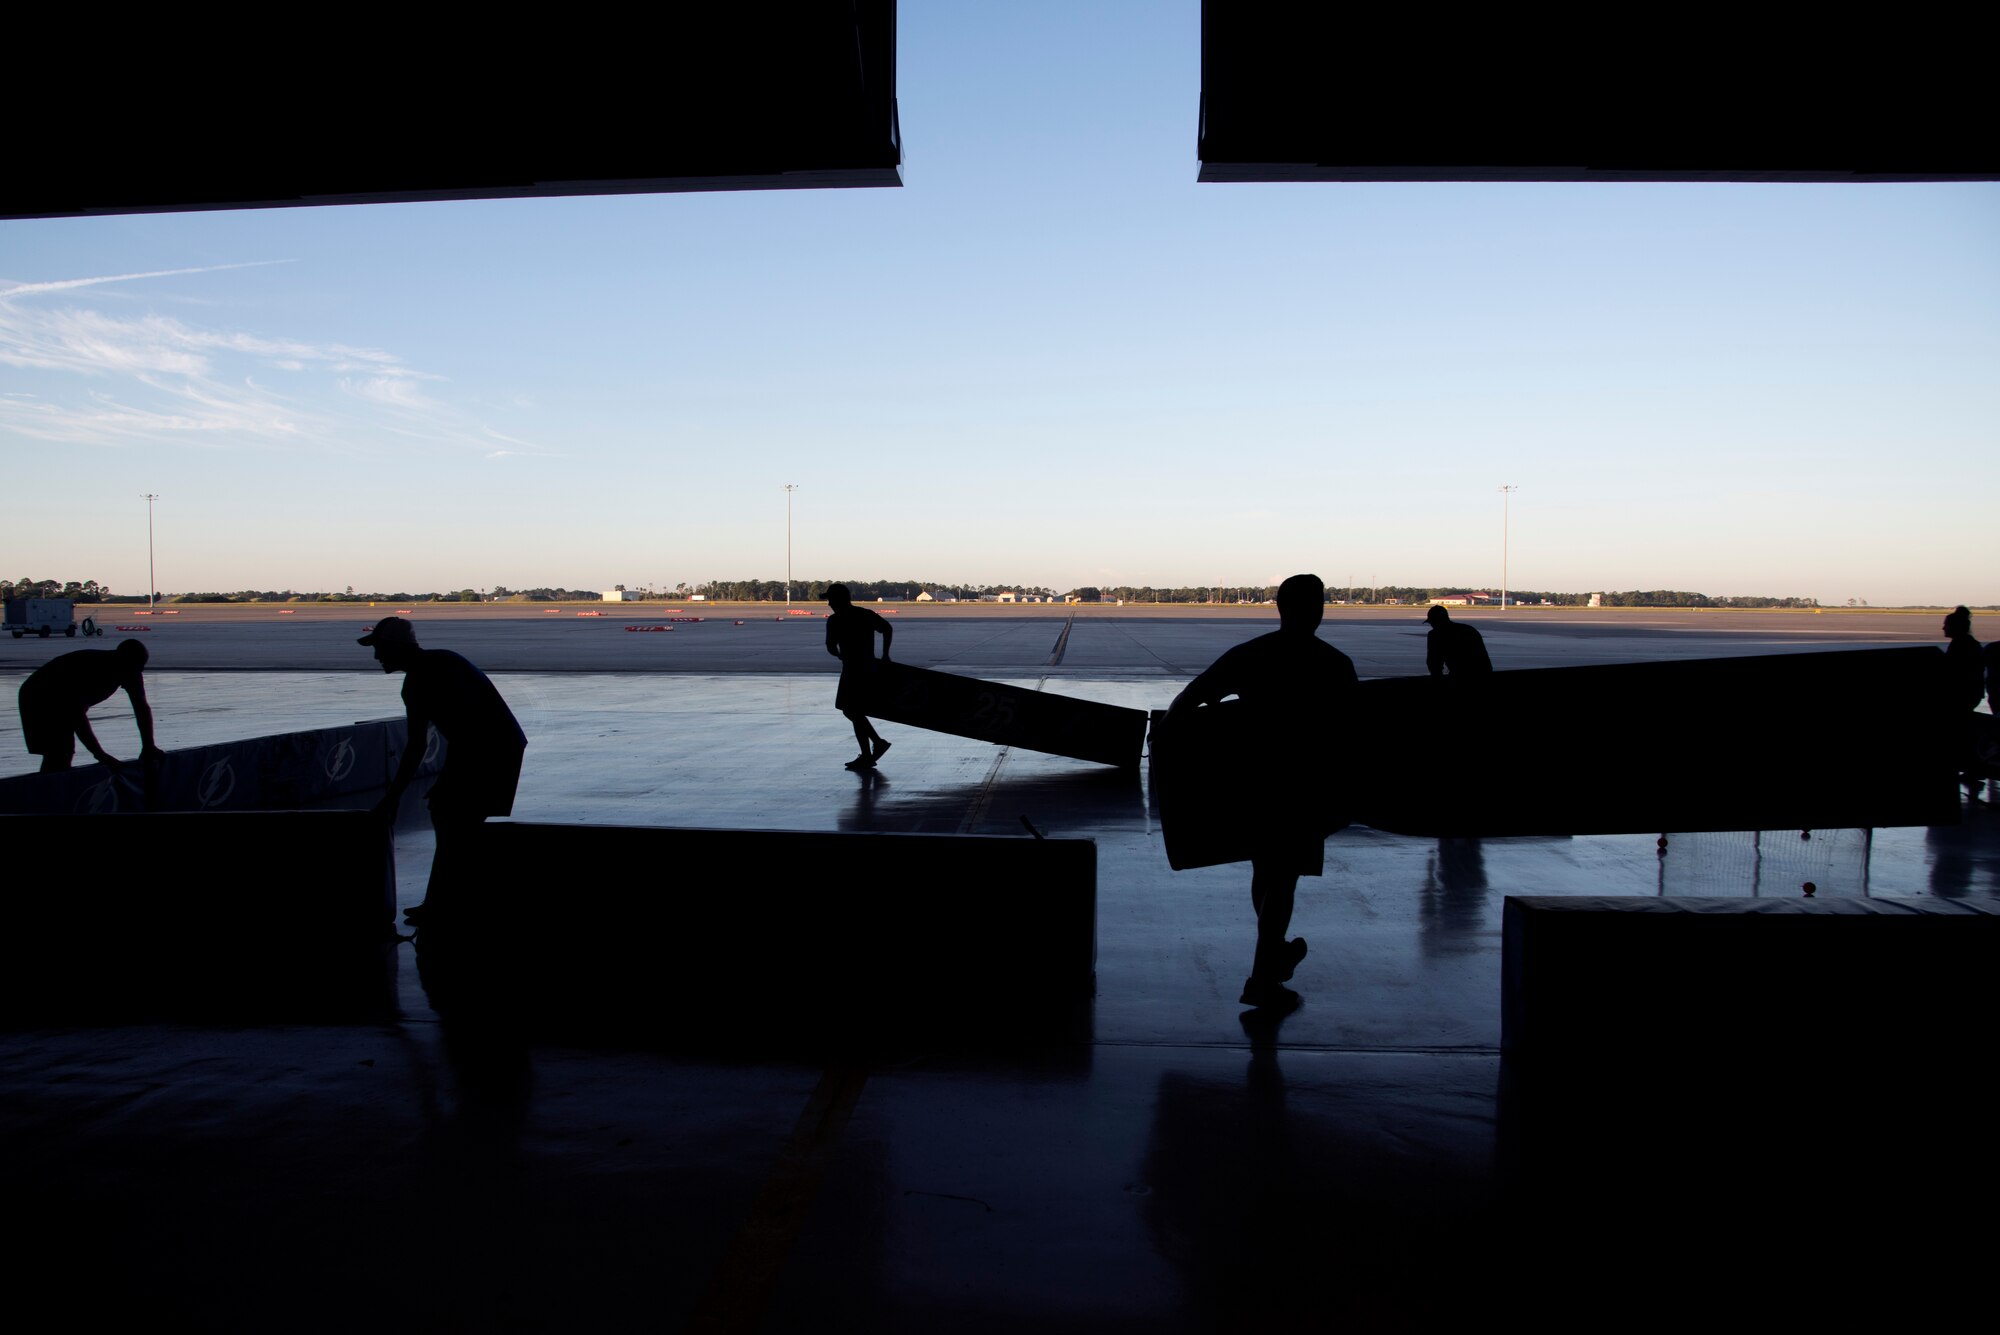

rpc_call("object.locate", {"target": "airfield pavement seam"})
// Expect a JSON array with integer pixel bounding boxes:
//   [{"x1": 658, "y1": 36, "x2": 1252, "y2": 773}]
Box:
[
  {"x1": 684, "y1": 1062, "x2": 871, "y2": 1335},
  {"x1": 956, "y1": 674, "x2": 1052, "y2": 835},
  {"x1": 1047, "y1": 612, "x2": 1075, "y2": 666}
]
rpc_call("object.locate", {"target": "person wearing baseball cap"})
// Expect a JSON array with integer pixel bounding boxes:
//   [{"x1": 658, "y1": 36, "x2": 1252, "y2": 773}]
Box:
[
  {"x1": 361, "y1": 617, "x2": 526, "y2": 925},
  {"x1": 1424, "y1": 604, "x2": 1492, "y2": 678}
]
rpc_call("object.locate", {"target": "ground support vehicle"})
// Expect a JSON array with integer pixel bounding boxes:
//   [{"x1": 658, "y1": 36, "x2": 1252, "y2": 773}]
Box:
[{"x1": 5, "y1": 598, "x2": 78, "y2": 638}]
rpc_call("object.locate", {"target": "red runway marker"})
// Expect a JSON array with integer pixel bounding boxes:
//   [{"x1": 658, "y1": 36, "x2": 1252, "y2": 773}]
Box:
[
  {"x1": 114, "y1": 625, "x2": 151, "y2": 631},
  {"x1": 624, "y1": 625, "x2": 674, "y2": 633}
]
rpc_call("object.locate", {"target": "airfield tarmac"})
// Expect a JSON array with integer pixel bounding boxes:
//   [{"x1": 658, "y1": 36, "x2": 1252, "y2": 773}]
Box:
[
  {"x1": 1, "y1": 602, "x2": 1979, "y2": 785},
  {"x1": 2, "y1": 604, "x2": 1994, "y2": 1329},
  {"x1": 0, "y1": 599, "x2": 1972, "y2": 676}
]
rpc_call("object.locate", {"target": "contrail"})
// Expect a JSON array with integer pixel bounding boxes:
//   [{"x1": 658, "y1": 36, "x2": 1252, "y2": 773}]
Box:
[{"x1": 0, "y1": 259, "x2": 294, "y2": 299}]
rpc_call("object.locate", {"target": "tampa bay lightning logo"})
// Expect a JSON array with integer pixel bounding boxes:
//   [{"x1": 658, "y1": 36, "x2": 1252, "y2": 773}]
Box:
[
  {"x1": 76, "y1": 778, "x2": 122, "y2": 814},
  {"x1": 323, "y1": 738, "x2": 357, "y2": 781},
  {"x1": 198, "y1": 758, "x2": 237, "y2": 808}
]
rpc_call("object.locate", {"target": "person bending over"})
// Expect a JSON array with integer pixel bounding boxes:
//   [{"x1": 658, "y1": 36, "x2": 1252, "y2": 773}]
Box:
[
  {"x1": 17, "y1": 638, "x2": 164, "y2": 773},
  {"x1": 362, "y1": 617, "x2": 527, "y2": 924},
  {"x1": 1425, "y1": 605, "x2": 1492, "y2": 677}
]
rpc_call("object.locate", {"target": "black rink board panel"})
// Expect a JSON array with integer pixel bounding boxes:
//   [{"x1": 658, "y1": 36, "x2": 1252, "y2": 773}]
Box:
[
  {"x1": 863, "y1": 661, "x2": 1146, "y2": 768},
  {"x1": 1348, "y1": 646, "x2": 1961, "y2": 837},
  {"x1": 1154, "y1": 646, "x2": 1961, "y2": 854}
]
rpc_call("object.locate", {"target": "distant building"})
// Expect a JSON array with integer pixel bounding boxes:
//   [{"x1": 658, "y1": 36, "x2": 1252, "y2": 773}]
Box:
[
  {"x1": 915, "y1": 590, "x2": 936, "y2": 602},
  {"x1": 996, "y1": 591, "x2": 1018, "y2": 603},
  {"x1": 1587, "y1": 593, "x2": 1603, "y2": 608},
  {"x1": 602, "y1": 589, "x2": 633, "y2": 602}
]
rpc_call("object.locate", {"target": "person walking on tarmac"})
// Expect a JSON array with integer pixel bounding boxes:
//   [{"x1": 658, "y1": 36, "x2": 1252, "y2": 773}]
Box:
[
  {"x1": 1425, "y1": 605, "x2": 1493, "y2": 677},
  {"x1": 825, "y1": 583, "x2": 894, "y2": 770},
  {"x1": 17, "y1": 638, "x2": 165, "y2": 773},
  {"x1": 1168, "y1": 574, "x2": 1358, "y2": 1010},
  {"x1": 361, "y1": 617, "x2": 526, "y2": 925}
]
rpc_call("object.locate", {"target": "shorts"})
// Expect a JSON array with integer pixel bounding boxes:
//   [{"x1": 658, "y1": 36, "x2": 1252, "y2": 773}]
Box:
[
  {"x1": 835, "y1": 659, "x2": 881, "y2": 716},
  {"x1": 18, "y1": 689, "x2": 75, "y2": 761}
]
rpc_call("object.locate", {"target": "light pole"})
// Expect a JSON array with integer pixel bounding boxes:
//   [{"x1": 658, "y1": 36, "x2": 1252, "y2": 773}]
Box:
[
  {"x1": 782, "y1": 484, "x2": 798, "y2": 608},
  {"x1": 143, "y1": 493, "x2": 160, "y2": 611},
  {"x1": 1498, "y1": 485, "x2": 1518, "y2": 610}
]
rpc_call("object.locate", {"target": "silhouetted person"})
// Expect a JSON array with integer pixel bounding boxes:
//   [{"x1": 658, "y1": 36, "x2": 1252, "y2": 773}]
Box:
[
  {"x1": 17, "y1": 638, "x2": 164, "y2": 773},
  {"x1": 1169, "y1": 573, "x2": 1357, "y2": 1009},
  {"x1": 825, "y1": 583, "x2": 893, "y2": 770},
  {"x1": 362, "y1": 617, "x2": 526, "y2": 924},
  {"x1": 1981, "y1": 637, "x2": 2000, "y2": 799},
  {"x1": 1943, "y1": 606, "x2": 1982, "y2": 710},
  {"x1": 1941, "y1": 606, "x2": 1987, "y2": 797},
  {"x1": 1425, "y1": 605, "x2": 1492, "y2": 677}
]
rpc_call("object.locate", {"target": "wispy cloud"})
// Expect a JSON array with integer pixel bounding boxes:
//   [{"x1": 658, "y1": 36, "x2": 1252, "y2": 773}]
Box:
[
  {"x1": 481, "y1": 427, "x2": 564, "y2": 460},
  {"x1": 0, "y1": 260, "x2": 293, "y2": 300},
  {"x1": 0, "y1": 262, "x2": 499, "y2": 456}
]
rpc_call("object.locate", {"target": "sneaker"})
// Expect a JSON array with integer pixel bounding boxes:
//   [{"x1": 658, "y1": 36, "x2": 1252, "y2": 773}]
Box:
[
  {"x1": 1239, "y1": 977, "x2": 1301, "y2": 1011},
  {"x1": 1279, "y1": 937, "x2": 1308, "y2": 982},
  {"x1": 844, "y1": 753, "x2": 875, "y2": 771},
  {"x1": 403, "y1": 903, "x2": 428, "y2": 924}
]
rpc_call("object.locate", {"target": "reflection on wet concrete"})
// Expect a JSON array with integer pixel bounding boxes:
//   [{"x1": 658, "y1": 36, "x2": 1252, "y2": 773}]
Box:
[
  {"x1": 1926, "y1": 801, "x2": 2000, "y2": 896},
  {"x1": 1420, "y1": 836, "x2": 1492, "y2": 957}
]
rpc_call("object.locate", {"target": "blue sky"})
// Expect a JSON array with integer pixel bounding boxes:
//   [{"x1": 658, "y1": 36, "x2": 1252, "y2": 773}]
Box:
[{"x1": 4, "y1": 2, "x2": 1996, "y2": 605}]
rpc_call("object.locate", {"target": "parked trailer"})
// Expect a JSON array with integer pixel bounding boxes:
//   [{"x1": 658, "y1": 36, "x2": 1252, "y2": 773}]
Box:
[{"x1": 5, "y1": 598, "x2": 79, "y2": 639}]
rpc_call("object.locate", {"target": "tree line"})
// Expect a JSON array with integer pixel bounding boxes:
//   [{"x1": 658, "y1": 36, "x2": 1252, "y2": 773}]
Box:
[
  {"x1": 4, "y1": 577, "x2": 115, "y2": 602},
  {"x1": 0, "y1": 575, "x2": 1829, "y2": 609}
]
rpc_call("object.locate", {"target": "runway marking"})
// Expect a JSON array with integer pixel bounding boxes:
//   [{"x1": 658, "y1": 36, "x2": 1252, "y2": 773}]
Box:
[{"x1": 684, "y1": 1063, "x2": 870, "y2": 1335}]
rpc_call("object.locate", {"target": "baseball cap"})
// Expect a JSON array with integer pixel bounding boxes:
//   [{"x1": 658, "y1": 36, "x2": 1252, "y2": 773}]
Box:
[{"x1": 358, "y1": 616, "x2": 417, "y2": 647}]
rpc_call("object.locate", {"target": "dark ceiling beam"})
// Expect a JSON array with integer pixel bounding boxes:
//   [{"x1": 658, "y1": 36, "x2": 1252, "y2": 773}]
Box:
[
  {"x1": 1198, "y1": 7, "x2": 1996, "y2": 184},
  {"x1": 4, "y1": 5, "x2": 901, "y2": 220}
]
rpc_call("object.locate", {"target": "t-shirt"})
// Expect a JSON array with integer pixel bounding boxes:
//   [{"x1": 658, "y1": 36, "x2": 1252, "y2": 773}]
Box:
[
  {"x1": 401, "y1": 650, "x2": 526, "y2": 756},
  {"x1": 1427, "y1": 622, "x2": 1493, "y2": 676},
  {"x1": 1183, "y1": 629, "x2": 1358, "y2": 720},
  {"x1": 827, "y1": 605, "x2": 891, "y2": 663},
  {"x1": 1945, "y1": 635, "x2": 1984, "y2": 711},
  {"x1": 20, "y1": 650, "x2": 142, "y2": 716}
]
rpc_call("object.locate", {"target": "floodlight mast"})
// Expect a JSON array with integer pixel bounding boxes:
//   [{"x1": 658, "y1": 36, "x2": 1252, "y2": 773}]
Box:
[
  {"x1": 783, "y1": 484, "x2": 799, "y2": 608},
  {"x1": 143, "y1": 493, "x2": 160, "y2": 611},
  {"x1": 1498, "y1": 485, "x2": 1519, "y2": 610}
]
